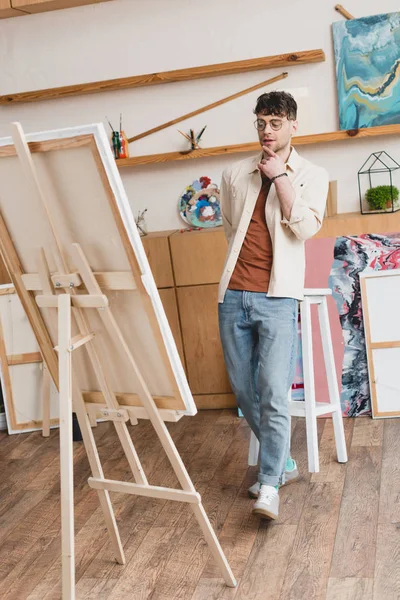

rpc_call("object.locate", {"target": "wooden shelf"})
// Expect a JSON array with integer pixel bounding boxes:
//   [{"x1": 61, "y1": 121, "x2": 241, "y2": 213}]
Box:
[
  {"x1": 0, "y1": 0, "x2": 24, "y2": 17},
  {"x1": 11, "y1": 0, "x2": 111, "y2": 13},
  {"x1": 0, "y1": 49, "x2": 325, "y2": 104},
  {"x1": 0, "y1": 0, "x2": 110, "y2": 17},
  {"x1": 117, "y1": 124, "x2": 400, "y2": 168}
]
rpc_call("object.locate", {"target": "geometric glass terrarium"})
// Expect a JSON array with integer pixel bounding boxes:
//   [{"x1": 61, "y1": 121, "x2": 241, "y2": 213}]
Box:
[{"x1": 358, "y1": 151, "x2": 400, "y2": 214}]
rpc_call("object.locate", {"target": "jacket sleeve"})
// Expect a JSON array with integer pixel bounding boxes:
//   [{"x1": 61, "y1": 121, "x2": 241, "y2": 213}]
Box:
[
  {"x1": 220, "y1": 167, "x2": 233, "y2": 241},
  {"x1": 281, "y1": 166, "x2": 329, "y2": 241}
]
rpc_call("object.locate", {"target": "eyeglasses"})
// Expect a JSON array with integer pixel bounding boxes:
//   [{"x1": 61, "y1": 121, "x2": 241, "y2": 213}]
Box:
[{"x1": 254, "y1": 118, "x2": 288, "y2": 132}]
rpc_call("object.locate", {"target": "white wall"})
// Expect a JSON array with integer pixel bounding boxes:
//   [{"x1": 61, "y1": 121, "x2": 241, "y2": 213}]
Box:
[{"x1": 0, "y1": 0, "x2": 399, "y2": 231}]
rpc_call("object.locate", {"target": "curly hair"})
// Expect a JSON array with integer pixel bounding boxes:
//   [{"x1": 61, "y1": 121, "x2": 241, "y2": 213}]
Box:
[{"x1": 254, "y1": 91, "x2": 297, "y2": 120}]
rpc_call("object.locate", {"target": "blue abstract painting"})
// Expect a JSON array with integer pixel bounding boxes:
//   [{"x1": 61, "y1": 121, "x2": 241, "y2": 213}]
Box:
[{"x1": 332, "y1": 12, "x2": 400, "y2": 130}]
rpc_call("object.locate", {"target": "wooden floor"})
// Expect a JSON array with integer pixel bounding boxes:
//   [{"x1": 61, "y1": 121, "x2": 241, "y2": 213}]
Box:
[{"x1": 0, "y1": 411, "x2": 399, "y2": 600}]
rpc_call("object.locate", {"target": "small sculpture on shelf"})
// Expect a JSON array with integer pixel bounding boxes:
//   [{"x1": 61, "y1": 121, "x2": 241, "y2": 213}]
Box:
[
  {"x1": 358, "y1": 151, "x2": 400, "y2": 214},
  {"x1": 135, "y1": 209, "x2": 148, "y2": 236}
]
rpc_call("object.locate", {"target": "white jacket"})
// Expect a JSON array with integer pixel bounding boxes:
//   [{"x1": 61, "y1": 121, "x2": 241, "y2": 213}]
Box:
[{"x1": 218, "y1": 147, "x2": 329, "y2": 302}]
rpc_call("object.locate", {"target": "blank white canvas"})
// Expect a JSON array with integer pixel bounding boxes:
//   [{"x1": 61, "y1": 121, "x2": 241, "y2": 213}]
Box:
[
  {"x1": 0, "y1": 285, "x2": 59, "y2": 434},
  {"x1": 373, "y1": 347, "x2": 400, "y2": 415},
  {"x1": 364, "y1": 273, "x2": 400, "y2": 343}
]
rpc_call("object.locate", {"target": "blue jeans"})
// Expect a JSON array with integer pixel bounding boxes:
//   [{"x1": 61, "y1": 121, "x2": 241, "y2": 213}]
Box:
[{"x1": 218, "y1": 290, "x2": 298, "y2": 486}]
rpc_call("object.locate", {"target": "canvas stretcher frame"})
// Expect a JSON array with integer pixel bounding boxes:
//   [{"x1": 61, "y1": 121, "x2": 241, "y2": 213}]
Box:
[{"x1": 0, "y1": 122, "x2": 236, "y2": 598}]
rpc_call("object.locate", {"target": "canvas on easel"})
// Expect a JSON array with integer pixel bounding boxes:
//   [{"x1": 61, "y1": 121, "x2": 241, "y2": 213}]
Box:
[
  {"x1": 0, "y1": 283, "x2": 57, "y2": 435},
  {"x1": 0, "y1": 122, "x2": 236, "y2": 599}
]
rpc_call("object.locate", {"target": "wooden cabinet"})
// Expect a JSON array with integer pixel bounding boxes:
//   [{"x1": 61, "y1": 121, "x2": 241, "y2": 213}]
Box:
[
  {"x1": 176, "y1": 284, "x2": 231, "y2": 395},
  {"x1": 140, "y1": 230, "x2": 186, "y2": 375},
  {"x1": 142, "y1": 230, "x2": 175, "y2": 289},
  {"x1": 158, "y1": 287, "x2": 185, "y2": 367},
  {"x1": 171, "y1": 229, "x2": 236, "y2": 409},
  {"x1": 169, "y1": 228, "x2": 227, "y2": 286},
  {"x1": 145, "y1": 228, "x2": 235, "y2": 409}
]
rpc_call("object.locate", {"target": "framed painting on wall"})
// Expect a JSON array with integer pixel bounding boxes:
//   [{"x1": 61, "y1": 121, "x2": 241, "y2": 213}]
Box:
[{"x1": 332, "y1": 12, "x2": 400, "y2": 130}]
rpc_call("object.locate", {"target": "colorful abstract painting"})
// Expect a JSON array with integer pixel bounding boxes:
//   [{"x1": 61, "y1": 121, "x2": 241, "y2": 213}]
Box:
[
  {"x1": 332, "y1": 12, "x2": 400, "y2": 130},
  {"x1": 329, "y1": 233, "x2": 400, "y2": 416}
]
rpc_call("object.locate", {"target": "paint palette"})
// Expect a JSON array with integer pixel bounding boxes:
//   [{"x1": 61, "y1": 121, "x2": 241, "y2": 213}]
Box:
[{"x1": 178, "y1": 177, "x2": 222, "y2": 228}]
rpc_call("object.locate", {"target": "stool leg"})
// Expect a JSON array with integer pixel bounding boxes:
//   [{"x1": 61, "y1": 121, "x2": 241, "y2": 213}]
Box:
[
  {"x1": 248, "y1": 431, "x2": 260, "y2": 467},
  {"x1": 318, "y1": 299, "x2": 348, "y2": 464},
  {"x1": 300, "y1": 298, "x2": 320, "y2": 473}
]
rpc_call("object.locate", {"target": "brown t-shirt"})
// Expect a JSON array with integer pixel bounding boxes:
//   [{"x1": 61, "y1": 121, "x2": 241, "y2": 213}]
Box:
[{"x1": 228, "y1": 178, "x2": 273, "y2": 293}]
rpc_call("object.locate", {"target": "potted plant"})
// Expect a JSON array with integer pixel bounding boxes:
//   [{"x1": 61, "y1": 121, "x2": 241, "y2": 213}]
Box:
[{"x1": 365, "y1": 185, "x2": 399, "y2": 212}]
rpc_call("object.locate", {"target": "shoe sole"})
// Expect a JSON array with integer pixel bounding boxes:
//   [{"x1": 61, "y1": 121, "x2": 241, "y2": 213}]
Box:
[
  {"x1": 248, "y1": 473, "x2": 301, "y2": 499},
  {"x1": 252, "y1": 507, "x2": 278, "y2": 520}
]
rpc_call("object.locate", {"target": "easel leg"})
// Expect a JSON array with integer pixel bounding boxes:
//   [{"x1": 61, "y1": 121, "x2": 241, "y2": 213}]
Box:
[
  {"x1": 58, "y1": 295, "x2": 75, "y2": 600},
  {"x1": 72, "y1": 383, "x2": 126, "y2": 566},
  {"x1": 42, "y1": 363, "x2": 51, "y2": 437}
]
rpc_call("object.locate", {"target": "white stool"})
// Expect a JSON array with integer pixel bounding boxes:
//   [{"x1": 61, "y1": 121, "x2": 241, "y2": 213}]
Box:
[{"x1": 248, "y1": 289, "x2": 348, "y2": 473}]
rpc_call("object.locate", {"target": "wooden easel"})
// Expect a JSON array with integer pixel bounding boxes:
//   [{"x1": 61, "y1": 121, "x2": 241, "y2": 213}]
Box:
[{"x1": 1, "y1": 123, "x2": 236, "y2": 599}]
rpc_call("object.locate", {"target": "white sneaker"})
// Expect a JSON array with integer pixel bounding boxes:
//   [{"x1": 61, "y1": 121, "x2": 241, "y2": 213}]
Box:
[
  {"x1": 252, "y1": 485, "x2": 279, "y2": 519},
  {"x1": 248, "y1": 460, "x2": 300, "y2": 499}
]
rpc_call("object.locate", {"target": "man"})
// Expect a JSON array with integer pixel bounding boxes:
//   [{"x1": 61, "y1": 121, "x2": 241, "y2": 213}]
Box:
[{"x1": 218, "y1": 91, "x2": 328, "y2": 520}]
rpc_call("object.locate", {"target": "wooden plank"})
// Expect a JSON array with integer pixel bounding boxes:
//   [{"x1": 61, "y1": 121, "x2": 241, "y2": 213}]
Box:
[
  {"x1": 0, "y1": 49, "x2": 325, "y2": 104},
  {"x1": 88, "y1": 478, "x2": 201, "y2": 504},
  {"x1": 235, "y1": 523, "x2": 298, "y2": 600},
  {"x1": 127, "y1": 72, "x2": 288, "y2": 143},
  {"x1": 117, "y1": 124, "x2": 400, "y2": 168},
  {"x1": 12, "y1": 0, "x2": 111, "y2": 13},
  {"x1": 326, "y1": 578, "x2": 373, "y2": 600},
  {"x1": 330, "y1": 446, "x2": 382, "y2": 578},
  {"x1": 22, "y1": 271, "x2": 137, "y2": 291},
  {"x1": 280, "y1": 482, "x2": 343, "y2": 599},
  {"x1": 0, "y1": 286, "x2": 14, "y2": 295},
  {"x1": 370, "y1": 341, "x2": 400, "y2": 349},
  {"x1": 373, "y1": 524, "x2": 400, "y2": 599},
  {"x1": 36, "y1": 293, "x2": 108, "y2": 309},
  {"x1": 379, "y1": 419, "x2": 400, "y2": 524},
  {"x1": 82, "y1": 389, "x2": 176, "y2": 409},
  {"x1": 148, "y1": 423, "x2": 242, "y2": 599},
  {"x1": 311, "y1": 417, "x2": 353, "y2": 484},
  {"x1": 170, "y1": 229, "x2": 227, "y2": 287},
  {"x1": 2, "y1": 426, "x2": 125, "y2": 599},
  {"x1": 58, "y1": 294, "x2": 75, "y2": 600},
  {"x1": 351, "y1": 417, "x2": 383, "y2": 447},
  {"x1": 0, "y1": 134, "x2": 93, "y2": 158},
  {"x1": 177, "y1": 285, "x2": 232, "y2": 395},
  {"x1": 142, "y1": 232, "x2": 175, "y2": 288},
  {"x1": 335, "y1": 4, "x2": 355, "y2": 19},
  {"x1": 42, "y1": 365, "x2": 51, "y2": 437},
  {"x1": 7, "y1": 351, "x2": 42, "y2": 366}
]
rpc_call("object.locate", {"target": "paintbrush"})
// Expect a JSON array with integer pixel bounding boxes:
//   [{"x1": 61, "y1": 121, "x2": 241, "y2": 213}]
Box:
[
  {"x1": 196, "y1": 125, "x2": 207, "y2": 142},
  {"x1": 178, "y1": 129, "x2": 193, "y2": 142},
  {"x1": 105, "y1": 117, "x2": 115, "y2": 133}
]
